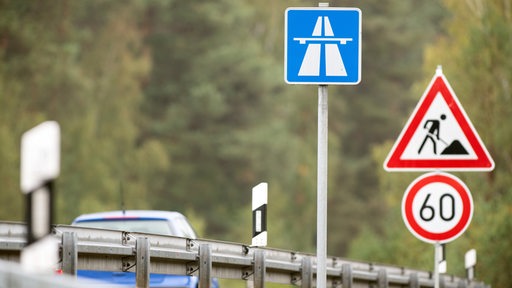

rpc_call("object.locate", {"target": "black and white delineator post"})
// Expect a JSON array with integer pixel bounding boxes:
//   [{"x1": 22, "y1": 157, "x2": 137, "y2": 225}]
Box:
[
  {"x1": 436, "y1": 243, "x2": 447, "y2": 273},
  {"x1": 465, "y1": 249, "x2": 477, "y2": 280},
  {"x1": 252, "y1": 182, "x2": 268, "y2": 247},
  {"x1": 20, "y1": 121, "x2": 61, "y2": 273}
]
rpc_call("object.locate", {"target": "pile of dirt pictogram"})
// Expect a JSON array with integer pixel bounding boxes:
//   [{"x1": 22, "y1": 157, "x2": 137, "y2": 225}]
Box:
[{"x1": 441, "y1": 140, "x2": 468, "y2": 155}]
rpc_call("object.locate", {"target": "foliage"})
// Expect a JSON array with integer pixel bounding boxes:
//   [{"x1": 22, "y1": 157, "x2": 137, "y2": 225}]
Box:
[
  {"x1": 0, "y1": 0, "x2": 509, "y2": 286},
  {"x1": 425, "y1": 1, "x2": 512, "y2": 285},
  {"x1": 0, "y1": 0, "x2": 159, "y2": 219},
  {"x1": 350, "y1": 0, "x2": 512, "y2": 286},
  {"x1": 140, "y1": 1, "x2": 314, "y2": 248},
  {"x1": 326, "y1": 0, "x2": 446, "y2": 255}
]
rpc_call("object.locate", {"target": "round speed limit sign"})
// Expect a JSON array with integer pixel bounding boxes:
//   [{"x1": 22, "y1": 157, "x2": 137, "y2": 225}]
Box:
[{"x1": 402, "y1": 172, "x2": 473, "y2": 244}]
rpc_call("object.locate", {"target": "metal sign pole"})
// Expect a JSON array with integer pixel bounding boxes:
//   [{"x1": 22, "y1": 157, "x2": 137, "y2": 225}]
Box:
[
  {"x1": 316, "y1": 5, "x2": 329, "y2": 288},
  {"x1": 434, "y1": 242, "x2": 441, "y2": 288},
  {"x1": 317, "y1": 84, "x2": 328, "y2": 288}
]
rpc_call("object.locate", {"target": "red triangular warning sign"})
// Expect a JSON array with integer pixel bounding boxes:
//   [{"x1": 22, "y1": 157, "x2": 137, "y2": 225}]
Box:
[{"x1": 384, "y1": 68, "x2": 494, "y2": 171}]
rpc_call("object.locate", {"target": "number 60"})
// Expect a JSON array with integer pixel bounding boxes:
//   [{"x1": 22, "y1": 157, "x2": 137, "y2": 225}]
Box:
[{"x1": 420, "y1": 193, "x2": 455, "y2": 222}]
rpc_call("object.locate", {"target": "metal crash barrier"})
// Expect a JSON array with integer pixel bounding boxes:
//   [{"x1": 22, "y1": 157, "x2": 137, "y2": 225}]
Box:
[{"x1": 0, "y1": 222, "x2": 489, "y2": 288}]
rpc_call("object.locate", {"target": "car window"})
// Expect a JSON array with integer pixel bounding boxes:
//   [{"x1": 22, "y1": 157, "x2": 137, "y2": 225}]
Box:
[
  {"x1": 74, "y1": 219, "x2": 172, "y2": 235},
  {"x1": 172, "y1": 217, "x2": 197, "y2": 238}
]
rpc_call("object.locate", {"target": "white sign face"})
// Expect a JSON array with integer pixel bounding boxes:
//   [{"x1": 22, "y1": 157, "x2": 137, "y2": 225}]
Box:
[
  {"x1": 402, "y1": 172, "x2": 473, "y2": 243},
  {"x1": 465, "y1": 249, "x2": 477, "y2": 269},
  {"x1": 384, "y1": 67, "x2": 494, "y2": 171},
  {"x1": 21, "y1": 121, "x2": 61, "y2": 193}
]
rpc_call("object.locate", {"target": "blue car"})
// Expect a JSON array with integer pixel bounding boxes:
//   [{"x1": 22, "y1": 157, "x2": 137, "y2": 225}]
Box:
[{"x1": 72, "y1": 210, "x2": 219, "y2": 288}]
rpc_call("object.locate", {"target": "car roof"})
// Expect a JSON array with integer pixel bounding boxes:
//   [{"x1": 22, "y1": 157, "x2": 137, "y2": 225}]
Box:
[{"x1": 72, "y1": 210, "x2": 187, "y2": 223}]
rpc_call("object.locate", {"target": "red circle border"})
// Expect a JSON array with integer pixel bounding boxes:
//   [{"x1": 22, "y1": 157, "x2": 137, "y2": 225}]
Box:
[{"x1": 402, "y1": 173, "x2": 473, "y2": 243}]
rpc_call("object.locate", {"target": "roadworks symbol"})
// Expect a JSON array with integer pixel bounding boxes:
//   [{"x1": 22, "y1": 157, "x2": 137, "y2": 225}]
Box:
[
  {"x1": 294, "y1": 16, "x2": 352, "y2": 77},
  {"x1": 418, "y1": 114, "x2": 469, "y2": 156}
]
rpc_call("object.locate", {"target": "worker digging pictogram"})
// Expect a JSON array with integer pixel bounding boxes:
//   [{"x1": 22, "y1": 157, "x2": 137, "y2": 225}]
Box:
[{"x1": 418, "y1": 113, "x2": 468, "y2": 156}]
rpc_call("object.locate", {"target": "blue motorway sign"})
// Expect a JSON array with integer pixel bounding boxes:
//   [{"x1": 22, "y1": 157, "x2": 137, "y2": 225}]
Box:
[{"x1": 285, "y1": 8, "x2": 361, "y2": 85}]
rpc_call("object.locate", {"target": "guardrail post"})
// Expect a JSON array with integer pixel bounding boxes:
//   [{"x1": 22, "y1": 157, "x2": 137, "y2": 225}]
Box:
[
  {"x1": 254, "y1": 249, "x2": 266, "y2": 288},
  {"x1": 342, "y1": 263, "x2": 352, "y2": 288},
  {"x1": 301, "y1": 256, "x2": 312, "y2": 288},
  {"x1": 253, "y1": 249, "x2": 267, "y2": 288},
  {"x1": 377, "y1": 269, "x2": 388, "y2": 288},
  {"x1": 199, "y1": 244, "x2": 212, "y2": 288},
  {"x1": 136, "y1": 237, "x2": 150, "y2": 288},
  {"x1": 62, "y1": 231, "x2": 77, "y2": 276},
  {"x1": 409, "y1": 273, "x2": 419, "y2": 288}
]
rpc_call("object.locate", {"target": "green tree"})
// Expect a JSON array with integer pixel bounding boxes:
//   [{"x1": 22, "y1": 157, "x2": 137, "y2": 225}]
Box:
[
  {"x1": 0, "y1": 0, "x2": 71, "y2": 220},
  {"x1": 324, "y1": 0, "x2": 446, "y2": 255},
  {"x1": 426, "y1": 1, "x2": 512, "y2": 285},
  {"x1": 0, "y1": 0, "x2": 160, "y2": 223},
  {"x1": 139, "y1": 1, "x2": 319, "y2": 250},
  {"x1": 137, "y1": 0, "x2": 448, "y2": 255},
  {"x1": 350, "y1": 1, "x2": 512, "y2": 286}
]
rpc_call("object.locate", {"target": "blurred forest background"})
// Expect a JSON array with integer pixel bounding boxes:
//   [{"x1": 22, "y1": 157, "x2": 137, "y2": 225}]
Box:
[{"x1": 1, "y1": 0, "x2": 511, "y2": 286}]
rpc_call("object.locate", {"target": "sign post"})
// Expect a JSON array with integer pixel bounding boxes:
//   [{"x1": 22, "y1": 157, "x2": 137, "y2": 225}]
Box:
[
  {"x1": 285, "y1": 4, "x2": 361, "y2": 288},
  {"x1": 434, "y1": 243, "x2": 441, "y2": 288},
  {"x1": 316, "y1": 83, "x2": 328, "y2": 288}
]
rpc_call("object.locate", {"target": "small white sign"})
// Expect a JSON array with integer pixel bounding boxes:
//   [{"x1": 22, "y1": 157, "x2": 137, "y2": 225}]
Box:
[
  {"x1": 465, "y1": 249, "x2": 477, "y2": 269},
  {"x1": 21, "y1": 121, "x2": 60, "y2": 193},
  {"x1": 439, "y1": 260, "x2": 447, "y2": 273}
]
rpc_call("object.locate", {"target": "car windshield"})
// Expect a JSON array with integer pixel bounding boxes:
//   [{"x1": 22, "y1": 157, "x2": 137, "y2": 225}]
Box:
[
  {"x1": 74, "y1": 219, "x2": 172, "y2": 235},
  {"x1": 172, "y1": 217, "x2": 197, "y2": 238}
]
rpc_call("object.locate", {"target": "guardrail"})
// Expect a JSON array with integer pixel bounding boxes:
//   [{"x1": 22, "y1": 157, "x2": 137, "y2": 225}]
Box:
[{"x1": 0, "y1": 222, "x2": 489, "y2": 288}]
